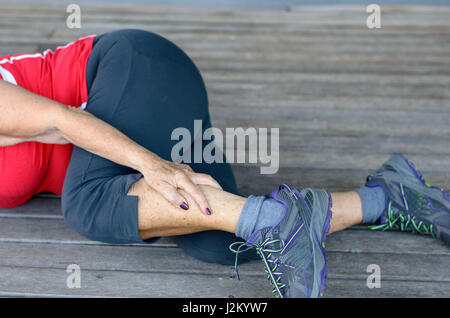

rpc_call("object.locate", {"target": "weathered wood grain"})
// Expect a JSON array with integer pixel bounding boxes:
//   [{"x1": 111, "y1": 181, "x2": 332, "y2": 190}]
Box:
[
  {"x1": 0, "y1": 263, "x2": 448, "y2": 298},
  {"x1": 0, "y1": 265, "x2": 273, "y2": 298},
  {"x1": 0, "y1": 241, "x2": 448, "y2": 280},
  {"x1": 0, "y1": 2, "x2": 449, "y2": 298},
  {"x1": 0, "y1": 197, "x2": 62, "y2": 217},
  {"x1": 1, "y1": 215, "x2": 448, "y2": 256}
]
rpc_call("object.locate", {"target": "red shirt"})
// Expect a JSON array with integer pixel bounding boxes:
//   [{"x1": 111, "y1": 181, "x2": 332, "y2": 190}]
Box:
[{"x1": 0, "y1": 35, "x2": 95, "y2": 208}]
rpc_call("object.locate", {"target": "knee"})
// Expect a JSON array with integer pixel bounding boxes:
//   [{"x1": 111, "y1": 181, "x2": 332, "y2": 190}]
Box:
[
  {"x1": 111, "y1": 29, "x2": 184, "y2": 58},
  {"x1": 118, "y1": 29, "x2": 203, "y2": 79}
]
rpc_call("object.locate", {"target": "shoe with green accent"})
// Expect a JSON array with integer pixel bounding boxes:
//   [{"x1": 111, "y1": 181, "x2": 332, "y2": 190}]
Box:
[
  {"x1": 365, "y1": 153, "x2": 450, "y2": 245},
  {"x1": 229, "y1": 184, "x2": 332, "y2": 298}
]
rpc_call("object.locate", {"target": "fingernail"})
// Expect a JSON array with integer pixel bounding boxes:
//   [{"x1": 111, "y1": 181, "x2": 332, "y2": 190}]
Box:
[
  {"x1": 180, "y1": 202, "x2": 189, "y2": 210},
  {"x1": 206, "y1": 208, "x2": 211, "y2": 215}
]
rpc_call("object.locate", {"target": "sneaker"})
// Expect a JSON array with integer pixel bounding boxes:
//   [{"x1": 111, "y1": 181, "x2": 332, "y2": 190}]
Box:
[
  {"x1": 230, "y1": 184, "x2": 332, "y2": 298},
  {"x1": 365, "y1": 153, "x2": 450, "y2": 245}
]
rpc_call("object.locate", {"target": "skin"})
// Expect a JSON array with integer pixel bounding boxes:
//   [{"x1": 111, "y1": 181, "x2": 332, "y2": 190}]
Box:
[
  {"x1": 128, "y1": 179, "x2": 362, "y2": 239},
  {"x1": 0, "y1": 79, "x2": 363, "y2": 241}
]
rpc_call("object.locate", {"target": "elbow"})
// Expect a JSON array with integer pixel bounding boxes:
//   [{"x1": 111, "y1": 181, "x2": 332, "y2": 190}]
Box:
[{"x1": 0, "y1": 135, "x2": 27, "y2": 147}]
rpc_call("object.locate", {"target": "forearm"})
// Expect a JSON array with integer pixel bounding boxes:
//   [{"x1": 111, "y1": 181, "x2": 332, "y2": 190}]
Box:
[
  {"x1": 0, "y1": 80, "x2": 58, "y2": 138},
  {"x1": 0, "y1": 79, "x2": 154, "y2": 172},
  {"x1": 53, "y1": 104, "x2": 155, "y2": 172}
]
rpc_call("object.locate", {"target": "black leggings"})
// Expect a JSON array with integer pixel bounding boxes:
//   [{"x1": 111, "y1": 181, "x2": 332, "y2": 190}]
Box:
[{"x1": 61, "y1": 29, "x2": 257, "y2": 265}]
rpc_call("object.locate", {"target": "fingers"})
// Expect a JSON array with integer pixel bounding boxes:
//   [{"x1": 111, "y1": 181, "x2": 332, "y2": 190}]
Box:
[
  {"x1": 189, "y1": 172, "x2": 223, "y2": 190},
  {"x1": 158, "y1": 181, "x2": 190, "y2": 211},
  {"x1": 180, "y1": 164, "x2": 193, "y2": 172},
  {"x1": 145, "y1": 162, "x2": 221, "y2": 216},
  {"x1": 174, "y1": 171, "x2": 212, "y2": 215},
  {"x1": 175, "y1": 163, "x2": 222, "y2": 189}
]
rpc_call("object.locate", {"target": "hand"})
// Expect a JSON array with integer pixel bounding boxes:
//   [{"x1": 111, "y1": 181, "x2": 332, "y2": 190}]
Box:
[{"x1": 139, "y1": 154, "x2": 222, "y2": 215}]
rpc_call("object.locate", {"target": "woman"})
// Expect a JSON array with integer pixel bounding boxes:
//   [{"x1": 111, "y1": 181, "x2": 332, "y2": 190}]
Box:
[{"x1": 0, "y1": 29, "x2": 448, "y2": 298}]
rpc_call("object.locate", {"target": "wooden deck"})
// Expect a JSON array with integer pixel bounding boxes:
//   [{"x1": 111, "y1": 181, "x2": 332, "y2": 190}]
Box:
[{"x1": 0, "y1": 2, "x2": 449, "y2": 297}]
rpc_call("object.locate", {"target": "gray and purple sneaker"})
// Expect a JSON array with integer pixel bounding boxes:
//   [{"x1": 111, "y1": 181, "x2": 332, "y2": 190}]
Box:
[
  {"x1": 230, "y1": 184, "x2": 332, "y2": 298},
  {"x1": 365, "y1": 153, "x2": 450, "y2": 245}
]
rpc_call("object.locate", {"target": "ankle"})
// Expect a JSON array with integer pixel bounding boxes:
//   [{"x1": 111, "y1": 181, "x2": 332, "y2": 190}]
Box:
[
  {"x1": 355, "y1": 186, "x2": 386, "y2": 223},
  {"x1": 328, "y1": 191, "x2": 363, "y2": 234},
  {"x1": 235, "y1": 195, "x2": 284, "y2": 240}
]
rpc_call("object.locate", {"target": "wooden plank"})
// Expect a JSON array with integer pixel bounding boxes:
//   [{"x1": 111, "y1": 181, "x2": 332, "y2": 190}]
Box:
[
  {"x1": 232, "y1": 166, "x2": 449, "y2": 195},
  {"x1": 210, "y1": 102, "x2": 450, "y2": 125},
  {"x1": 1, "y1": 3, "x2": 449, "y2": 23},
  {"x1": 0, "y1": 217, "x2": 89, "y2": 243},
  {"x1": 0, "y1": 196, "x2": 62, "y2": 218},
  {"x1": 0, "y1": 44, "x2": 39, "y2": 56},
  {"x1": 1, "y1": 216, "x2": 448, "y2": 256},
  {"x1": 0, "y1": 228, "x2": 449, "y2": 297},
  {"x1": 0, "y1": 275, "x2": 448, "y2": 298},
  {"x1": 0, "y1": 240, "x2": 448, "y2": 279},
  {"x1": 0, "y1": 216, "x2": 176, "y2": 247},
  {"x1": 0, "y1": 259, "x2": 448, "y2": 297},
  {"x1": 0, "y1": 10, "x2": 449, "y2": 45},
  {"x1": 0, "y1": 265, "x2": 273, "y2": 298},
  {"x1": 3, "y1": 32, "x2": 449, "y2": 58},
  {"x1": 201, "y1": 72, "x2": 450, "y2": 87},
  {"x1": 208, "y1": 93, "x2": 450, "y2": 112},
  {"x1": 204, "y1": 78, "x2": 450, "y2": 97},
  {"x1": 223, "y1": 132, "x2": 450, "y2": 158},
  {"x1": 51, "y1": 27, "x2": 450, "y2": 45},
  {"x1": 3, "y1": 22, "x2": 448, "y2": 44},
  {"x1": 210, "y1": 107, "x2": 450, "y2": 138},
  {"x1": 326, "y1": 229, "x2": 450, "y2": 256},
  {"x1": 325, "y1": 279, "x2": 449, "y2": 298}
]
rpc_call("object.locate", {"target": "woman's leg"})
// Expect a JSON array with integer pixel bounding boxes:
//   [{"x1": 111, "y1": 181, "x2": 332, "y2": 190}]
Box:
[
  {"x1": 62, "y1": 29, "x2": 364, "y2": 267},
  {"x1": 62, "y1": 29, "x2": 261, "y2": 263},
  {"x1": 127, "y1": 178, "x2": 362, "y2": 239},
  {"x1": 327, "y1": 191, "x2": 363, "y2": 233}
]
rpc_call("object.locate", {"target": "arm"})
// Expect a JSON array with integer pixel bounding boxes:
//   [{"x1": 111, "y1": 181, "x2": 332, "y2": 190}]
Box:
[
  {"x1": 0, "y1": 80, "x2": 220, "y2": 214},
  {"x1": 0, "y1": 80, "x2": 67, "y2": 145},
  {"x1": 0, "y1": 79, "x2": 148, "y2": 168}
]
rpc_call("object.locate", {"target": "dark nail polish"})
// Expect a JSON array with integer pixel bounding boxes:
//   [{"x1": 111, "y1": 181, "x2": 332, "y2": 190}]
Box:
[
  {"x1": 180, "y1": 202, "x2": 189, "y2": 210},
  {"x1": 206, "y1": 208, "x2": 211, "y2": 215}
]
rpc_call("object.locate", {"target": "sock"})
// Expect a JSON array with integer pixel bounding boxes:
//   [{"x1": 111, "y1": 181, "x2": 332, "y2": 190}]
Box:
[
  {"x1": 235, "y1": 195, "x2": 285, "y2": 240},
  {"x1": 355, "y1": 186, "x2": 386, "y2": 223}
]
